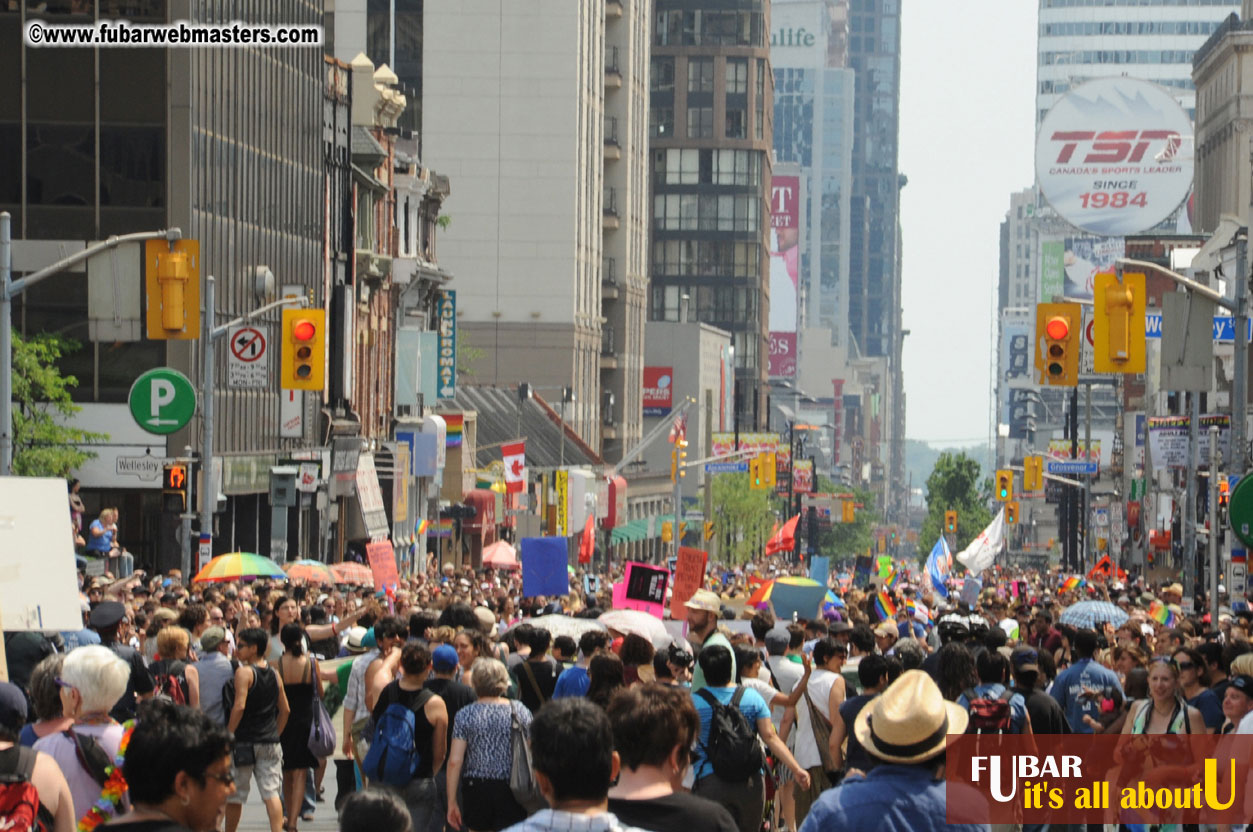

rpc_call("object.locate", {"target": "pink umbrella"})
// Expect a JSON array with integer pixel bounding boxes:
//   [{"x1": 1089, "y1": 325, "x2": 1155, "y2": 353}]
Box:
[{"x1": 482, "y1": 540, "x2": 519, "y2": 570}]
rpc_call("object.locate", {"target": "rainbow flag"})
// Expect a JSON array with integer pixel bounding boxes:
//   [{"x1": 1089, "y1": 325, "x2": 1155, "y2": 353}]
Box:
[
  {"x1": 1149, "y1": 600, "x2": 1177, "y2": 628},
  {"x1": 444, "y1": 413, "x2": 464, "y2": 447},
  {"x1": 904, "y1": 597, "x2": 916, "y2": 617},
  {"x1": 875, "y1": 591, "x2": 897, "y2": 621},
  {"x1": 883, "y1": 565, "x2": 901, "y2": 590},
  {"x1": 417, "y1": 518, "x2": 430, "y2": 537},
  {"x1": 1060, "y1": 575, "x2": 1084, "y2": 592}
]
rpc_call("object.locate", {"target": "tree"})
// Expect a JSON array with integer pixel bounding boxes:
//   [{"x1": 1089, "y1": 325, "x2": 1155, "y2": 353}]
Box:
[
  {"x1": 814, "y1": 477, "x2": 875, "y2": 559},
  {"x1": 711, "y1": 472, "x2": 777, "y2": 564},
  {"x1": 918, "y1": 451, "x2": 991, "y2": 556},
  {"x1": 11, "y1": 333, "x2": 107, "y2": 477}
]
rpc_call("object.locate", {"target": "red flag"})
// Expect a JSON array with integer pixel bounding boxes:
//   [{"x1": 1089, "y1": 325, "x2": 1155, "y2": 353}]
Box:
[
  {"x1": 765, "y1": 514, "x2": 800, "y2": 556},
  {"x1": 502, "y1": 441, "x2": 526, "y2": 494},
  {"x1": 578, "y1": 513, "x2": 595, "y2": 564}
]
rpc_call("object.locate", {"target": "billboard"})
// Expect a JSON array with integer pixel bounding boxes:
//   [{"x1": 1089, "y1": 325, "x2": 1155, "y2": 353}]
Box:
[
  {"x1": 769, "y1": 332, "x2": 797, "y2": 378},
  {"x1": 1035, "y1": 77, "x2": 1192, "y2": 236},
  {"x1": 1039, "y1": 236, "x2": 1124, "y2": 301},
  {"x1": 770, "y1": 174, "x2": 800, "y2": 378},
  {"x1": 1000, "y1": 312, "x2": 1032, "y2": 390},
  {"x1": 642, "y1": 366, "x2": 673, "y2": 417}
]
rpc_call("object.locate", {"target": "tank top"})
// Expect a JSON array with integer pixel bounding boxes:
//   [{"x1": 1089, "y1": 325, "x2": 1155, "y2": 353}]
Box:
[
  {"x1": 235, "y1": 665, "x2": 280, "y2": 743},
  {"x1": 1131, "y1": 698, "x2": 1190, "y2": 735}
]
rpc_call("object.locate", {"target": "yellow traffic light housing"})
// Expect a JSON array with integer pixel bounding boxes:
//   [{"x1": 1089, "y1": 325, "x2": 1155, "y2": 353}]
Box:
[
  {"x1": 704, "y1": 520, "x2": 715, "y2": 541},
  {"x1": 1035, "y1": 302, "x2": 1081, "y2": 386},
  {"x1": 945, "y1": 510, "x2": 957, "y2": 534},
  {"x1": 1023, "y1": 455, "x2": 1044, "y2": 492},
  {"x1": 761, "y1": 452, "x2": 777, "y2": 489},
  {"x1": 677, "y1": 439, "x2": 688, "y2": 479},
  {"x1": 1093, "y1": 272, "x2": 1146, "y2": 374},
  {"x1": 662, "y1": 521, "x2": 673, "y2": 543},
  {"x1": 145, "y1": 240, "x2": 200, "y2": 340},
  {"x1": 995, "y1": 469, "x2": 1013, "y2": 502},
  {"x1": 842, "y1": 500, "x2": 856, "y2": 523},
  {"x1": 1006, "y1": 501, "x2": 1019, "y2": 524},
  {"x1": 281, "y1": 308, "x2": 325, "y2": 390}
]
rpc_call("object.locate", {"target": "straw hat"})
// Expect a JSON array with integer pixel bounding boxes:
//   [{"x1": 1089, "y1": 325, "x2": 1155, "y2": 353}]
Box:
[{"x1": 854, "y1": 670, "x2": 968, "y2": 764}]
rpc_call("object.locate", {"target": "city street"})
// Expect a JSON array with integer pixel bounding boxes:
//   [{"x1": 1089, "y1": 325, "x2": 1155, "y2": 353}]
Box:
[{"x1": 235, "y1": 791, "x2": 341, "y2": 832}]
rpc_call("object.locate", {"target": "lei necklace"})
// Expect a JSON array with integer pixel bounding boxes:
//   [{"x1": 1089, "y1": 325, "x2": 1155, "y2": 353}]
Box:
[{"x1": 77, "y1": 721, "x2": 134, "y2": 832}]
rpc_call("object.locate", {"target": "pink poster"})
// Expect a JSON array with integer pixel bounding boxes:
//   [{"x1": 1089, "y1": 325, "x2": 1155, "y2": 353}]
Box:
[{"x1": 613, "y1": 561, "x2": 668, "y2": 618}]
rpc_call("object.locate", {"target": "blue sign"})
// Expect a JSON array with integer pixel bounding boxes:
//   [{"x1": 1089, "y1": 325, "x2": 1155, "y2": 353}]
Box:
[
  {"x1": 520, "y1": 537, "x2": 570, "y2": 598},
  {"x1": 437, "y1": 291, "x2": 456, "y2": 399},
  {"x1": 1143, "y1": 313, "x2": 1251, "y2": 342},
  {"x1": 705, "y1": 461, "x2": 748, "y2": 474},
  {"x1": 1046, "y1": 461, "x2": 1099, "y2": 475}
]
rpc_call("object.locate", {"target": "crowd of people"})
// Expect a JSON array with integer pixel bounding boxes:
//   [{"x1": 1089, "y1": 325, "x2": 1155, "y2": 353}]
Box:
[{"x1": 3, "y1": 554, "x2": 1253, "y2": 832}]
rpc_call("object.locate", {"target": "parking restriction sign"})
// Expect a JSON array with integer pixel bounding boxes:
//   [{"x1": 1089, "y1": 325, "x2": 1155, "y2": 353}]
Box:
[{"x1": 227, "y1": 325, "x2": 268, "y2": 389}]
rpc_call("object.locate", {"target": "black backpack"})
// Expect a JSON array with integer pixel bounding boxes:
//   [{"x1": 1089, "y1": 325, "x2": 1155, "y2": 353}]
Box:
[{"x1": 696, "y1": 687, "x2": 763, "y2": 782}]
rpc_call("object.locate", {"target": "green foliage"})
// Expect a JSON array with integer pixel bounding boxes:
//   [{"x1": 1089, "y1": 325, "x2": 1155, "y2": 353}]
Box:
[
  {"x1": 456, "y1": 329, "x2": 485, "y2": 381},
  {"x1": 436, "y1": 214, "x2": 452, "y2": 230},
  {"x1": 711, "y1": 473, "x2": 777, "y2": 564},
  {"x1": 814, "y1": 476, "x2": 875, "y2": 558},
  {"x1": 11, "y1": 333, "x2": 107, "y2": 477},
  {"x1": 918, "y1": 451, "x2": 992, "y2": 555}
]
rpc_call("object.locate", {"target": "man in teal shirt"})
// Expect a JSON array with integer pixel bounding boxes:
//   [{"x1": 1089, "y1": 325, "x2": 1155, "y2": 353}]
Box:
[{"x1": 685, "y1": 590, "x2": 735, "y2": 691}]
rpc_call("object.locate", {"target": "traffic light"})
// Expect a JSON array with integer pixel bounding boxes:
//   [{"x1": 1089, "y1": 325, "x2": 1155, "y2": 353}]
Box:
[
  {"x1": 1023, "y1": 455, "x2": 1044, "y2": 492},
  {"x1": 761, "y1": 452, "x2": 777, "y2": 489},
  {"x1": 1035, "y1": 302, "x2": 1081, "y2": 386},
  {"x1": 281, "y1": 308, "x2": 325, "y2": 390},
  {"x1": 1093, "y1": 272, "x2": 1146, "y2": 374},
  {"x1": 995, "y1": 469, "x2": 1013, "y2": 502},
  {"x1": 704, "y1": 520, "x2": 714, "y2": 541},
  {"x1": 662, "y1": 521, "x2": 673, "y2": 543},
  {"x1": 145, "y1": 240, "x2": 200, "y2": 339},
  {"x1": 1220, "y1": 478, "x2": 1231, "y2": 513},
  {"x1": 945, "y1": 510, "x2": 957, "y2": 534},
  {"x1": 671, "y1": 439, "x2": 688, "y2": 482},
  {"x1": 749, "y1": 456, "x2": 763, "y2": 489},
  {"x1": 1006, "y1": 501, "x2": 1019, "y2": 524},
  {"x1": 163, "y1": 463, "x2": 188, "y2": 512},
  {"x1": 842, "y1": 500, "x2": 856, "y2": 523}
]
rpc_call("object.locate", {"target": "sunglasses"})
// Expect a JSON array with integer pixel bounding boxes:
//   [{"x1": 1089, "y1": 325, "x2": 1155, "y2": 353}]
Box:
[
  {"x1": 1176, "y1": 661, "x2": 1196, "y2": 671},
  {"x1": 203, "y1": 771, "x2": 235, "y2": 787}
]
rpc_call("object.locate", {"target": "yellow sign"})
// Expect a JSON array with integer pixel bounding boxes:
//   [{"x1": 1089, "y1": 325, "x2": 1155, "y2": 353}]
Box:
[
  {"x1": 555, "y1": 470, "x2": 569, "y2": 537},
  {"x1": 393, "y1": 443, "x2": 410, "y2": 521}
]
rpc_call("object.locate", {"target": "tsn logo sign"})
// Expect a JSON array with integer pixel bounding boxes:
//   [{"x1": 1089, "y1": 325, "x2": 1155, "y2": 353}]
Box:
[{"x1": 1049, "y1": 130, "x2": 1181, "y2": 165}]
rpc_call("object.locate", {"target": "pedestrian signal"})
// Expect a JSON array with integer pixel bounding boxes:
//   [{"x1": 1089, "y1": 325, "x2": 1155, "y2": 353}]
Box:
[{"x1": 163, "y1": 463, "x2": 188, "y2": 512}]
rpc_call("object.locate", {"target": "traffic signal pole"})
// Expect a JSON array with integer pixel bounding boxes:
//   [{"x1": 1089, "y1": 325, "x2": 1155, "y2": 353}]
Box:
[
  {"x1": 197, "y1": 275, "x2": 307, "y2": 574},
  {"x1": 0, "y1": 213, "x2": 182, "y2": 476}
]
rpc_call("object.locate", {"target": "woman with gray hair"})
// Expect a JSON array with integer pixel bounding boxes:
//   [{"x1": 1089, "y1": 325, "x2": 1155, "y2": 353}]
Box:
[
  {"x1": 33, "y1": 645, "x2": 131, "y2": 824},
  {"x1": 445, "y1": 657, "x2": 533, "y2": 832}
]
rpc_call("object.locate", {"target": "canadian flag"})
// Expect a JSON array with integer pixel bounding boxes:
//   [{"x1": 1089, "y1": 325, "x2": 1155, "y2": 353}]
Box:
[{"x1": 502, "y1": 441, "x2": 526, "y2": 494}]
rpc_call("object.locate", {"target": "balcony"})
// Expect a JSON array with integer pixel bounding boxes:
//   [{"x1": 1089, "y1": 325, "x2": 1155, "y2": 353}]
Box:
[
  {"x1": 602, "y1": 187, "x2": 619, "y2": 230},
  {"x1": 604, "y1": 46, "x2": 622, "y2": 89},
  {"x1": 602, "y1": 257, "x2": 620, "y2": 299},
  {"x1": 600, "y1": 326, "x2": 618, "y2": 369},
  {"x1": 603, "y1": 115, "x2": 620, "y2": 161}
]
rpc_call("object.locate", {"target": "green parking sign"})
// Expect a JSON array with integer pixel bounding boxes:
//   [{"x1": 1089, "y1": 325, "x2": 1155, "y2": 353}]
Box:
[{"x1": 129, "y1": 368, "x2": 197, "y2": 435}]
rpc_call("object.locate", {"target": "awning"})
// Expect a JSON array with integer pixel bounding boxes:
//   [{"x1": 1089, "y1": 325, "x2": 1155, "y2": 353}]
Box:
[{"x1": 609, "y1": 514, "x2": 678, "y2": 545}]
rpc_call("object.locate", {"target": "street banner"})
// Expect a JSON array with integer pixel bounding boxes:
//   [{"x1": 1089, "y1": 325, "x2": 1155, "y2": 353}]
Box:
[
  {"x1": 1147, "y1": 413, "x2": 1230, "y2": 469},
  {"x1": 520, "y1": 537, "x2": 569, "y2": 598}
]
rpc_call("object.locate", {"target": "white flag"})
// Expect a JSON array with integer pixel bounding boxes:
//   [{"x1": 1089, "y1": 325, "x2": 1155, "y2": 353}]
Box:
[{"x1": 956, "y1": 507, "x2": 1006, "y2": 575}]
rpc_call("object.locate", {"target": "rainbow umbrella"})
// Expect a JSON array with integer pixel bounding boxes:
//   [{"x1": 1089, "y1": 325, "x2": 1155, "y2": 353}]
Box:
[
  {"x1": 748, "y1": 576, "x2": 827, "y2": 620},
  {"x1": 822, "y1": 590, "x2": 845, "y2": 610},
  {"x1": 283, "y1": 559, "x2": 335, "y2": 585},
  {"x1": 194, "y1": 552, "x2": 286, "y2": 583}
]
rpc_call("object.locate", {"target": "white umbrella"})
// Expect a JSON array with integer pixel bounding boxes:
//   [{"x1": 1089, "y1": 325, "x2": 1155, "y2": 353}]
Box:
[
  {"x1": 513, "y1": 614, "x2": 606, "y2": 641},
  {"x1": 599, "y1": 609, "x2": 671, "y2": 649}
]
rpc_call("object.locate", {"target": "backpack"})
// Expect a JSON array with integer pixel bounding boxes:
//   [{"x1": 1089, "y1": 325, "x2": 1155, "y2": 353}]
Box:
[
  {"x1": 696, "y1": 687, "x2": 763, "y2": 783},
  {"x1": 0, "y1": 746, "x2": 55, "y2": 832},
  {"x1": 964, "y1": 687, "x2": 1015, "y2": 734},
  {"x1": 152, "y1": 662, "x2": 187, "y2": 706},
  {"x1": 361, "y1": 690, "x2": 432, "y2": 788}
]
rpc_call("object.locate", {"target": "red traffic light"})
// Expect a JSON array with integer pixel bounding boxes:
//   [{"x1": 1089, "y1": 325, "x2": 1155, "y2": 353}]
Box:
[
  {"x1": 1045, "y1": 316, "x2": 1070, "y2": 341},
  {"x1": 292, "y1": 320, "x2": 317, "y2": 341}
]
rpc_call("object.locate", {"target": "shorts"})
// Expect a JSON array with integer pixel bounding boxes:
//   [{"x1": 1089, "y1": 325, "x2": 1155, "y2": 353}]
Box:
[{"x1": 228, "y1": 742, "x2": 284, "y2": 803}]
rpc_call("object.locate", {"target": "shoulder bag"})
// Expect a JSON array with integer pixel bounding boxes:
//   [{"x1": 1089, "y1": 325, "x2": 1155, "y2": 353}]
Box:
[{"x1": 307, "y1": 658, "x2": 337, "y2": 758}]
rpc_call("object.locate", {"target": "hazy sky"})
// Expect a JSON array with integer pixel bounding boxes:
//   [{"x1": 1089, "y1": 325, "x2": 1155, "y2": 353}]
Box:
[{"x1": 899, "y1": 1, "x2": 1039, "y2": 446}]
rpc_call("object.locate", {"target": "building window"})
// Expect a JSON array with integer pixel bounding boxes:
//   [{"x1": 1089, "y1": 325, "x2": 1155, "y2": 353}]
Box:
[
  {"x1": 726, "y1": 109, "x2": 747, "y2": 139},
  {"x1": 651, "y1": 107, "x2": 674, "y2": 138},
  {"x1": 688, "y1": 58, "x2": 714, "y2": 93},
  {"x1": 687, "y1": 106, "x2": 713, "y2": 138},
  {"x1": 755, "y1": 59, "x2": 766, "y2": 140},
  {"x1": 651, "y1": 57, "x2": 675, "y2": 92},
  {"x1": 726, "y1": 58, "x2": 748, "y2": 94},
  {"x1": 655, "y1": 9, "x2": 682, "y2": 45}
]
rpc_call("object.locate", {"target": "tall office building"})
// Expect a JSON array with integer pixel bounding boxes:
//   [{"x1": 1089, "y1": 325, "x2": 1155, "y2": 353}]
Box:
[
  {"x1": 650, "y1": 0, "x2": 775, "y2": 429},
  {"x1": 1036, "y1": 0, "x2": 1236, "y2": 128},
  {"x1": 771, "y1": 0, "x2": 854, "y2": 346},
  {"x1": 424, "y1": 0, "x2": 650, "y2": 455},
  {"x1": 0, "y1": 0, "x2": 325, "y2": 563}
]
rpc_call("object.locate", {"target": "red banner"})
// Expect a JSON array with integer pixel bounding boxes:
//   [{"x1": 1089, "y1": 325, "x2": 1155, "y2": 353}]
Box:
[
  {"x1": 643, "y1": 367, "x2": 673, "y2": 416},
  {"x1": 768, "y1": 332, "x2": 797, "y2": 378}
]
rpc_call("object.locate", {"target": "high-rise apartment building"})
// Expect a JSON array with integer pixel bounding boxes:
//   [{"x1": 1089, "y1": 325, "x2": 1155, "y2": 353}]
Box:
[
  {"x1": 1036, "y1": 0, "x2": 1236, "y2": 128},
  {"x1": 424, "y1": 0, "x2": 650, "y2": 454},
  {"x1": 649, "y1": 0, "x2": 774, "y2": 429}
]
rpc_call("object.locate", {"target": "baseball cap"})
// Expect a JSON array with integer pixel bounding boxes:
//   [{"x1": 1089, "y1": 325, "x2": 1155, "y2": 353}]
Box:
[
  {"x1": 684, "y1": 589, "x2": 721, "y2": 613},
  {"x1": 764, "y1": 627, "x2": 790, "y2": 657},
  {"x1": 1011, "y1": 646, "x2": 1040, "y2": 674},
  {"x1": 0, "y1": 682, "x2": 28, "y2": 734},
  {"x1": 432, "y1": 644, "x2": 460, "y2": 672},
  {"x1": 829, "y1": 621, "x2": 853, "y2": 635},
  {"x1": 1229, "y1": 675, "x2": 1253, "y2": 700},
  {"x1": 200, "y1": 626, "x2": 227, "y2": 652}
]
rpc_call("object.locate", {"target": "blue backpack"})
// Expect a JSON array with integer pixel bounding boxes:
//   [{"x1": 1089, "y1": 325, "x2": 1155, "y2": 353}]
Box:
[{"x1": 362, "y1": 690, "x2": 432, "y2": 787}]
